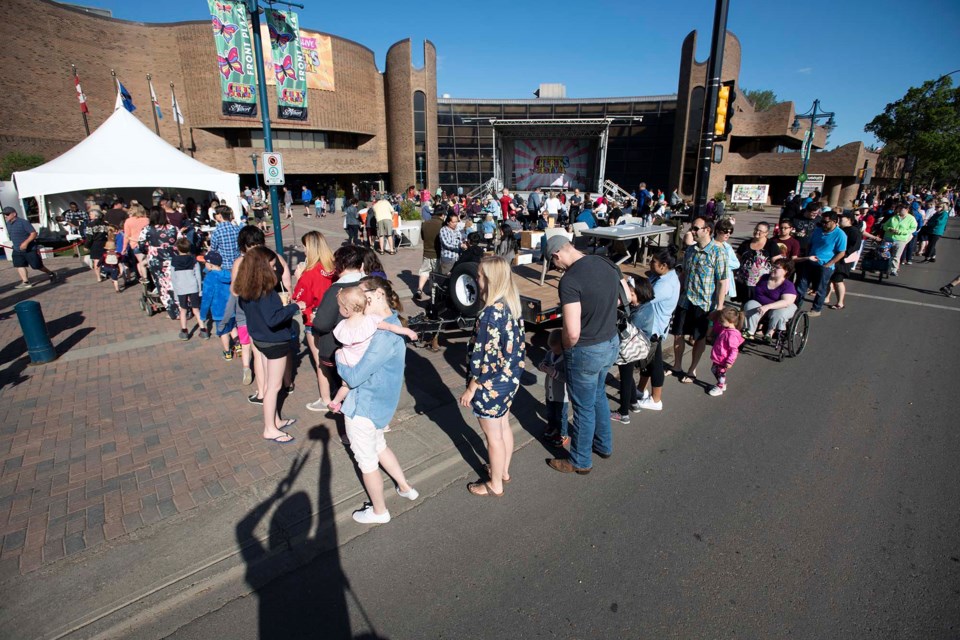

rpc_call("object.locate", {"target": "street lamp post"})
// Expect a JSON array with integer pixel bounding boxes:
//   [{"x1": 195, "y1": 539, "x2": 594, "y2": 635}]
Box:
[
  {"x1": 418, "y1": 155, "x2": 424, "y2": 191},
  {"x1": 896, "y1": 69, "x2": 960, "y2": 193},
  {"x1": 791, "y1": 99, "x2": 836, "y2": 198},
  {"x1": 250, "y1": 153, "x2": 260, "y2": 193}
]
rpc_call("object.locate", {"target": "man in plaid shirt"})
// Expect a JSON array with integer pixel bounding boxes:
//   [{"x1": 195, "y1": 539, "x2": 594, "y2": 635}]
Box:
[
  {"x1": 209, "y1": 206, "x2": 241, "y2": 270},
  {"x1": 672, "y1": 217, "x2": 728, "y2": 384}
]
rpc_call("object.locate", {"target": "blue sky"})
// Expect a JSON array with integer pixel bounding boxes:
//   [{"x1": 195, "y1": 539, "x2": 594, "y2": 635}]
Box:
[{"x1": 75, "y1": 0, "x2": 960, "y2": 147}]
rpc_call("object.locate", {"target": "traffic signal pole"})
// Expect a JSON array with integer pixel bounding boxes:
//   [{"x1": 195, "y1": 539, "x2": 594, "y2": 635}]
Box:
[{"x1": 693, "y1": 0, "x2": 730, "y2": 216}]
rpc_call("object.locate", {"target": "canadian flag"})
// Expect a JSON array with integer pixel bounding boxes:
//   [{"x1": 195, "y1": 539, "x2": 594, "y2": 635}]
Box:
[{"x1": 74, "y1": 72, "x2": 88, "y2": 114}]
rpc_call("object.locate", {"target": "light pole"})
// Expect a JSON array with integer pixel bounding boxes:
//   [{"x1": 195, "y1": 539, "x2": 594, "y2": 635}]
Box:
[
  {"x1": 896, "y1": 69, "x2": 960, "y2": 193},
  {"x1": 250, "y1": 153, "x2": 260, "y2": 193},
  {"x1": 791, "y1": 99, "x2": 836, "y2": 198},
  {"x1": 693, "y1": 0, "x2": 730, "y2": 216}
]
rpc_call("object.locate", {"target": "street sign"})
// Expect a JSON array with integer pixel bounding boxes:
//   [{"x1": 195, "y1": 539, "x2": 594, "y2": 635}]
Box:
[
  {"x1": 262, "y1": 152, "x2": 285, "y2": 186},
  {"x1": 796, "y1": 173, "x2": 825, "y2": 198},
  {"x1": 798, "y1": 172, "x2": 807, "y2": 183}
]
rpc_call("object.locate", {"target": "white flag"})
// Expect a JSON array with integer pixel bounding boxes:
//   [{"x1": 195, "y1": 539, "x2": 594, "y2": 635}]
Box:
[
  {"x1": 149, "y1": 78, "x2": 163, "y2": 119},
  {"x1": 171, "y1": 91, "x2": 184, "y2": 124}
]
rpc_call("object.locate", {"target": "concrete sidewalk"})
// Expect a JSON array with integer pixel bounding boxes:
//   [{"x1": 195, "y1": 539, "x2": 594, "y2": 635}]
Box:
[{"x1": 0, "y1": 216, "x2": 557, "y2": 639}]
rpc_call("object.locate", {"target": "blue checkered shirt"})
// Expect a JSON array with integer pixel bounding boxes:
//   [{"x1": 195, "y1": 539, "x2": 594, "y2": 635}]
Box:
[{"x1": 210, "y1": 222, "x2": 241, "y2": 269}]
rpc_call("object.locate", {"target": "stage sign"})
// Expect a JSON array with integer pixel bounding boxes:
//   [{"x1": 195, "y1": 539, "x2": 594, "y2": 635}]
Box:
[
  {"x1": 514, "y1": 140, "x2": 589, "y2": 190},
  {"x1": 261, "y1": 27, "x2": 335, "y2": 92},
  {"x1": 264, "y1": 9, "x2": 307, "y2": 120},
  {"x1": 730, "y1": 184, "x2": 770, "y2": 204},
  {"x1": 208, "y1": 0, "x2": 258, "y2": 118}
]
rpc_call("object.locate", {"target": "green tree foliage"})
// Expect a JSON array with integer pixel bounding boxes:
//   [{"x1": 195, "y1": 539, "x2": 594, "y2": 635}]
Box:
[
  {"x1": 0, "y1": 152, "x2": 45, "y2": 181},
  {"x1": 865, "y1": 77, "x2": 960, "y2": 184},
  {"x1": 743, "y1": 89, "x2": 778, "y2": 112}
]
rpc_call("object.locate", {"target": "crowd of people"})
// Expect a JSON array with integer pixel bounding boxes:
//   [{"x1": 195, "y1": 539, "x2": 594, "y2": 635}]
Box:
[{"x1": 5, "y1": 179, "x2": 956, "y2": 524}]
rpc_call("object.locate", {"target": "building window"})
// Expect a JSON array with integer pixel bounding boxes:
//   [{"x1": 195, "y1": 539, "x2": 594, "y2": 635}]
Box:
[{"x1": 414, "y1": 90, "x2": 427, "y2": 189}]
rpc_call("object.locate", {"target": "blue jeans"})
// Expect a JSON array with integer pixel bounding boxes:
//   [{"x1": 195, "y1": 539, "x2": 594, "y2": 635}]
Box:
[
  {"x1": 564, "y1": 334, "x2": 619, "y2": 469},
  {"x1": 546, "y1": 400, "x2": 568, "y2": 437},
  {"x1": 796, "y1": 261, "x2": 833, "y2": 312}
]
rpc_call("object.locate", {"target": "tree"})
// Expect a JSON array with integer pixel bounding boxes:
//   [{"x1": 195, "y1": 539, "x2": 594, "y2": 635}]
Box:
[
  {"x1": 0, "y1": 152, "x2": 45, "y2": 180},
  {"x1": 865, "y1": 76, "x2": 960, "y2": 185},
  {"x1": 743, "y1": 89, "x2": 778, "y2": 112}
]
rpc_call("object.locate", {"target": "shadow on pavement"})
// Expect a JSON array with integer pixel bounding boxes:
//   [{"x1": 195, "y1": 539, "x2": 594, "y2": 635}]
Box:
[
  {"x1": 0, "y1": 311, "x2": 90, "y2": 391},
  {"x1": 237, "y1": 426, "x2": 388, "y2": 639}
]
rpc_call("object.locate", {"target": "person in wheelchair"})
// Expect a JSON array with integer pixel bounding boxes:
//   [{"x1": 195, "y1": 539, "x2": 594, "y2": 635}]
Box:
[{"x1": 742, "y1": 258, "x2": 798, "y2": 342}]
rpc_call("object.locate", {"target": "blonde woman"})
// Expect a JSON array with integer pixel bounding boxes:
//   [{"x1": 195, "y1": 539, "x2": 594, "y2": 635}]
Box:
[
  {"x1": 458, "y1": 256, "x2": 526, "y2": 497},
  {"x1": 292, "y1": 231, "x2": 337, "y2": 410}
]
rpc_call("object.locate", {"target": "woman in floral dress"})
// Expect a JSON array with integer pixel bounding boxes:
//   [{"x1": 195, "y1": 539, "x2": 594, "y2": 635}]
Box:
[
  {"x1": 138, "y1": 206, "x2": 180, "y2": 319},
  {"x1": 459, "y1": 256, "x2": 526, "y2": 498}
]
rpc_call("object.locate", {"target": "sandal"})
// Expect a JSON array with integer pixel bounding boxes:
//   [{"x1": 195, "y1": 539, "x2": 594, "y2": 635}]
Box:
[
  {"x1": 277, "y1": 418, "x2": 297, "y2": 430},
  {"x1": 484, "y1": 463, "x2": 511, "y2": 485},
  {"x1": 265, "y1": 433, "x2": 295, "y2": 444},
  {"x1": 828, "y1": 304, "x2": 844, "y2": 310},
  {"x1": 677, "y1": 373, "x2": 695, "y2": 384},
  {"x1": 467, "y1": 481, "x2": 503, "y2": 498}
]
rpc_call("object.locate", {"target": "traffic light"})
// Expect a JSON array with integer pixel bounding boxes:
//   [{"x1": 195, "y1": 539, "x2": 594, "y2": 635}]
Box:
[{"x1": 714, "y1": 81, "x2": 736, "y2": 141}]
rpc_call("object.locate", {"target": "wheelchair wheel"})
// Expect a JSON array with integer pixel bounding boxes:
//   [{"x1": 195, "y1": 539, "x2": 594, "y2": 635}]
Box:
[{"x1": 787, "y1": 311, "x2": 809, "y2": 357}]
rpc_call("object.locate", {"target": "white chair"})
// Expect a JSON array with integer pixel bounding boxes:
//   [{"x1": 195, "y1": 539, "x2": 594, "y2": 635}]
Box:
[{"x1": 540, "y1": 228, "x2": 574, "y2": 286}]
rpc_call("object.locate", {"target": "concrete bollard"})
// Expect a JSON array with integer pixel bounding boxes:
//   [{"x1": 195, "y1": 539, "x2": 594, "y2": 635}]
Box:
[{"x1": 14, "y1": 300, "x2": 57, "y2": 364}]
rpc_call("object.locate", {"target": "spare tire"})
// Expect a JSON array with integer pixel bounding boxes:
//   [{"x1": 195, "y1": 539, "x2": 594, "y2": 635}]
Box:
[{"x1": 448, "y1": 261, "x2": 483, "y2": 318}]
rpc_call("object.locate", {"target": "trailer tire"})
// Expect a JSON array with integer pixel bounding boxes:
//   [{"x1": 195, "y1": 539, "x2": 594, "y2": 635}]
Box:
[{"x1": 448, "y1": 262, "x2": 483, "y2": 318}]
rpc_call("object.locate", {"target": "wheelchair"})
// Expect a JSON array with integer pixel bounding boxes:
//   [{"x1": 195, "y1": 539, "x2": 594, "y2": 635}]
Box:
[{"x1": 743, "y1": 309, "x2": 810, "y2": 362}]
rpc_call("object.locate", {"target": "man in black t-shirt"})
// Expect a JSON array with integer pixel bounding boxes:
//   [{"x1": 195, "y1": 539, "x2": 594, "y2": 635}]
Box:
[{"x1": 545, "y1": 235, "x2": 621, "y2": 475}]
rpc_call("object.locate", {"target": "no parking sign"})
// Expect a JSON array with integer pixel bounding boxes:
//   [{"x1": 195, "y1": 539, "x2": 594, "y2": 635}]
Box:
[{"x1": 262, "y1": 152, "x2": 285, "y2": 186}]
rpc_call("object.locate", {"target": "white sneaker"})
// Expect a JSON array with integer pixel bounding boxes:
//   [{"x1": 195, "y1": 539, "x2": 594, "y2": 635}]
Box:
[
  {"x1": 638, "y1": 397, "x2": 663, "y2": 411},
  {"x1": 708, "y1": 385, "x2": 725, "y2": 397},
  {"x1": 352, "y1": 505, "x2": 390, "y2": 524},
  {"x1": 396, "y1": 486, "x2": 419, "y2": 501},
  {"x1": 305, "y1": 399, "x2": 328, "y2": 412}
]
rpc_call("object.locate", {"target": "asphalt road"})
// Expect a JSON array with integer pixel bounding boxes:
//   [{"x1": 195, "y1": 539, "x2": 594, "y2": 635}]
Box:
[{"x1": 169, "y1": 232, "x2": 960, "y2": 640}]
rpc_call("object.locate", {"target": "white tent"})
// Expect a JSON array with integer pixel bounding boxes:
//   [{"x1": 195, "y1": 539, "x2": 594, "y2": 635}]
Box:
[{"x1": 13, "y1": 108, "x2": 242, "y2": 225}]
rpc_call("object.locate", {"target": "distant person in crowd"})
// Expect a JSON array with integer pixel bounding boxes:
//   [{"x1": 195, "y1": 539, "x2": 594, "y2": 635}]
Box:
[
  {"x1": 372, "y1": 195, "x2": 396, "y2": 255},
  {"x1": 713, "y1": 218, "x2": 739, "y2": 301},
  {"x1": 460, "y1": 256, "x2": 525, "y2": 497},
  {"x1": 104, "y1": 200, "x2": 128, "y2": 230},
  {"x1": 568, "y1": 188, "x2": 583, "y2": 219},
  {"x1": 85, "y1": 205, "x2": 111, "y2": 283},
  {"x1": 636, "y1": 182, "x2": 652, "y2": 214},
  {"x1": 170, "y1": 237, "x2": 206, "y2": 341},
  {"x1": 576, "y1": 199, "x2": 598, "y2": 229},
  {"x1": 774, "y1": 218, "x2": 801, "y2": 259},
  {"x1": 420, "y1": 196, "x2": 433, "y2": 221},
  {"x1": 795, "y1": 211, "x2": 847, "y2": 317},
  {"x1": 283, "y1": 187, "x2": 293, "y2": 219},
  {"x1": 824, "y1": 212, "x2": 863, "y2": 311},
  {"x1": 343, "y1": 276, "x2": 420, "y2": 524},
  {"x1": 3, "y1": 207, "x2": 58, "y2": 288},
  {"x1": 138, "y1": 206, "x2": 180, "y2": 319},
  {"x1": 416, "y1": 212, "x2": 443, "y2": 300},
  {"x1": 361, "y1": 247, "x2": 387, "y2": 280},
  {"x1": 454, "y1": 232, "x2": 485, "y2": 268},
  {"x1": 199, "y1": 250, "x2": 237, "y2": 360},
  {"x1": 527, "y1": 187, "x2": 542, "y2": 222},
  {"x1": 634, "y1": 247, "x2": 680, "y2": 411},
  {"x1": 742, "y1": 258, "x2": 798, "y2": 340},
  {"x1": 611, "y1": 276, "x2": 655, "y2": 426},
  {"x1": 918, "y1": 198, "x2": 949, "y2": 263},
  {"x1": 235, "y1": 246, "x2": 304, "y2": 445},
  {"x1": 123, "y1": 203, "x2": 150, "y2": 280},
  {"x1": 209, "y1": 205, "x2": 241, "y2": 270},
  {"x1": 544, "y1": 191, "x2": 562, "y2": 227},
  {"x1": 438, "y1": 213, "x2": 464, "y2": 274},
  {"x1": 499, "y1": 188, "x2": 516, "y2": 222},
  {"x1": 161, "y1": 198, "x2": 184, "y2": 228},
  {"x1": 540, "y1": 328, "x2": 569, "y2": 448},
  {"x1": 344, "y1": 198, "x2": 362, "y2": 245},
  {"x1": 735, "y1": 222, "x2": 780, "y2": 301},
  {"x1": 494, "y1": 223, "x2": 519, "y2": 264},
  {"x1": 672, "y1": 217, "x2": 728, "y2": 384},
  {"x1": 670, "y1": 187, "x2": 682, "y2": 209},
  {"x1": 545, "y1": 235, "x2": 621, "y2": 475},
  {"x1": 62, "y1": 201, "x2": 86, "y2": 236},
  {"x1": 792, "y1": 202, "x2": 822, "y2": 256},
  {"x1": 707, "y1": 307, "x2": 745, "y2": 397},
  {"x1": 292, "y1": 231, "x2": 336, "y2": 409},
  {"x1": 301, "y1": 185, "x2": 313, "y2": 217}
]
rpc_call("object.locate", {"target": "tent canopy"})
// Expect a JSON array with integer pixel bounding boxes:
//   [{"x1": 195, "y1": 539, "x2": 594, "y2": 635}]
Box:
[{"x1": 13, "y1": 108, "x2": 239, "y2": 209}]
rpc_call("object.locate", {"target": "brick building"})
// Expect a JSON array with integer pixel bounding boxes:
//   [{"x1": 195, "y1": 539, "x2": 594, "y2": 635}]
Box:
[{"x1": 0, "y1": 0, "x2": 881, "y2": 207}]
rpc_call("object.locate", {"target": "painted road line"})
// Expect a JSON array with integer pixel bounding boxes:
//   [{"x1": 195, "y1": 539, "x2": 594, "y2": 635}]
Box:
[{"x1": 844, "y1": 292, "x2": 960, "y2": 312}]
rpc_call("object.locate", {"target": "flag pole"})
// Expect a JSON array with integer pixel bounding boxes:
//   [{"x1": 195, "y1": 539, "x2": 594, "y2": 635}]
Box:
[
  {"x1": 171, "y1": 82, "x2": 184, "y2": 152},
  {"x1": 146, "y1": 74, "x2": 160, "y2": 135},
  {"x1": 71, "y1": 64, "x2": 90, "y2": 136}
]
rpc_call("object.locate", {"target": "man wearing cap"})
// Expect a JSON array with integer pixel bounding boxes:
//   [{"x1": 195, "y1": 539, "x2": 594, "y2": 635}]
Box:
[
  {"x1": 795, "y1": 211, "x2": 847, "y2": 317},
  {"x1": 3, "y1": 207, "x2": 58, "y2": 288},
  {"x1": 545, "y1": 235, "x2": 621, "y2": 475}
]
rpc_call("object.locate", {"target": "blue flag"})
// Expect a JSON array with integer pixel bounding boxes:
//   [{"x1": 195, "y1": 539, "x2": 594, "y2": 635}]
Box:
[{"x1": 117, "y1": 81, "x2": 136, "y2": 112}]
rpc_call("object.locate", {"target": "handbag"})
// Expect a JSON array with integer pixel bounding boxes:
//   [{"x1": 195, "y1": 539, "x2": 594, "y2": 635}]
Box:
[{"x1": 615, "y1": 286, "x2": 651, "y2": 365}]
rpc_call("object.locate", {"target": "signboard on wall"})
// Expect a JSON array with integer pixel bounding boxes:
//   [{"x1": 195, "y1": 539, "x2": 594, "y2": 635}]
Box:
[
  {"x1": 513, "y1": 139, "x2": 589, "y2": 190},
  {"x1": 796, "y1": 173, "x2": 825, "y2": 198},
  {"x1": 260, "y1": 26, "x2": 335, "y2": 92},
  {"x1": 730, "y1": 184, "x2": 770, "y2": 204}
]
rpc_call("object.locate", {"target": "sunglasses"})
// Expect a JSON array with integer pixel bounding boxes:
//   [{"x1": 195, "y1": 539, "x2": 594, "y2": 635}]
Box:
[{"x1": 690, "y1": 225, "x2": 703, "y2": 232}]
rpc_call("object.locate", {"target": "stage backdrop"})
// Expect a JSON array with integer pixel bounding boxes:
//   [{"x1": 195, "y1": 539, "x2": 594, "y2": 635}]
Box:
[{"x1": 513, "y1": 139, "x2": 589, "y2": 190}]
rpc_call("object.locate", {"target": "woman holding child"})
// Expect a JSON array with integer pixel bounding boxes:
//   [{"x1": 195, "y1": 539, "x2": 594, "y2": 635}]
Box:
[{"x1": 459, "y1": 256, "x2": 526, "y2": 498}]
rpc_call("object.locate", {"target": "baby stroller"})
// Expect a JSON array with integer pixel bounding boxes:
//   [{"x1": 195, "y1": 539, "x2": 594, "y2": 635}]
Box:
[
  {"x1": 139, "y1": 268, "x2": 166, "y2": 316},
  {"x1": 859, "y1": 239, "x2": 892, "y2": 282}
]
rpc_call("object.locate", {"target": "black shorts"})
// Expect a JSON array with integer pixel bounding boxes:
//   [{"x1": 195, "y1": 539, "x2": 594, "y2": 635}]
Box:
[
  {"x1": 253, "y1": 339, "x2": 290, "y2": 360},
  {"x1": 831, "y1": 261, "x2": 852, "y2": 283},
  {"x1": 12, "y1": 249, "x2": 43, "y2": 270},
  {"x1": 671, "y1": 304, "x2": 710, "y2": 341},
  {"x1": 177, "y1": 292, "x2": 200, "y2": 309},
  {"x1": 253, "y1": 208, "x2": 265, "y2": 220}
]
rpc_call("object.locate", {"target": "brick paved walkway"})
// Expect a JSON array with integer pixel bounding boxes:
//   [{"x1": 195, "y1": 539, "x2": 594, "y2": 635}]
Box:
[{"x1": 0, "y1": 216, "x2": 427, "y2": 578}]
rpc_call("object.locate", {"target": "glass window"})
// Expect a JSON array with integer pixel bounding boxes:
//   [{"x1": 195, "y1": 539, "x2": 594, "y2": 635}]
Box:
[
  {"x1": 414, "y1": 91, "x2": 426, "y2": 112},
  {"x1": 529, "y1": 105, "x2": 553, "y2": 117},
  {"x1": 437, "y1": 125, "x2": 453, "y2": 138},
  {"x1": 633, "y1": 102, "x2": 659, "y2": 113},
  {"x1": 554, "y1": 104, "x2": 578, "y2": 116},
  {"x1": 456, "y1": 147, "x2": 479, "y2": 159},
  {"x1": 452, "y1": 104, "x2": 478, "y2": 117},
  {"x1": 503, "y1": 105, "x2": 527, "y2": 117},
  {"x1": 579, "y1": 104, "x2": 605, "y2": 116},
  {"x1": 606, "y1": 103, "x2": 631, "y2": 114},
  {"x1": 414, "y1": 91, "x2": 428, "y2": 188},
  {"x1": 478, "y1": 104, "x2": 502, "y2": 116},
  {"x1": 438, "y1": 148, "x2": 457, "y2": 160},
  {"x1": 414, "y1": 111, "x2": 426, "y2": 132}
]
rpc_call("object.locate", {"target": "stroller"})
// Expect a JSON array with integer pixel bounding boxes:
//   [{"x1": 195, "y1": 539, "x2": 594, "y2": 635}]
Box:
[
  {"x1": 139, "y1": 268, "x2": 166, "y2": 316},
  {"x1": 859, "y1": 239, "x2": 893, "y2": 282}
]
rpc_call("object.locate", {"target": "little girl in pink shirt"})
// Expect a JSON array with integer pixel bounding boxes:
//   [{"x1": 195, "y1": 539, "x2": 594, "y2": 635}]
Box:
[{"x1": 709, "y1": 307, "x2": 745, "y2": 397}]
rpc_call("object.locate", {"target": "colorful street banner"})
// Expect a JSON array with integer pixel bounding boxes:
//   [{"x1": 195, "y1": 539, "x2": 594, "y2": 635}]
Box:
[
  {"x1": 264, "y1": 9, "x2": 307, "y2": 120},
  {"x1": 730, "y1": 184, "x2": 770, "y2": 204},
  {"x1": 262, "y1": 27, "x2": 335, "y2": 92},
  {"x1": 208, "y1": 0, "x2": 258, "y2": 118}
]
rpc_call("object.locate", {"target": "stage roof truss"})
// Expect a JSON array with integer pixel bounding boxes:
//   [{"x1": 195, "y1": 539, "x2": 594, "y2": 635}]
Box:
[{"x1": 487, "y1": 118, "x2": 619, "y2": 139}]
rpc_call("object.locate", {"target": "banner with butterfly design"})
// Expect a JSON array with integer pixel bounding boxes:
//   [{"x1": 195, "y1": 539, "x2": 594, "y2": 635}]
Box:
[
  {"x1": 208, "y1": 0, "x2": 258, "y2": 118},
  {"x1": 264, "y1": 8, "x2": 307, "y2": 121}
]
